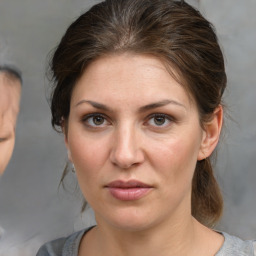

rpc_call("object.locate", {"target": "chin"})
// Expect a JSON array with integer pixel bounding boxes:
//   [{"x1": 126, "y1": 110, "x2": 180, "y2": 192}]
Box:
[
  {"x1": 97, "y1": 207, "x2": 158, "y2": 232},
  {"x1": 112, "y1": 220, "x2": 154, "y2": 233}
]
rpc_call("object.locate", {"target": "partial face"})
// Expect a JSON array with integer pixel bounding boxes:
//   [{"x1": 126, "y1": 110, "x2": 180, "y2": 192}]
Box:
[
  {"x1": 65, "y1": 54, "x2": 212, "y2": 231},
  {"x1": 0, "y1": 74, "x2": 21, "y2": 174}
]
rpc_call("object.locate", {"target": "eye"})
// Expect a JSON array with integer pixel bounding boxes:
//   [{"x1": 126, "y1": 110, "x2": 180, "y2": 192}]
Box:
[
  {"x1": 147, "y1": 113, "x2": 173, "y2": 127},
  {"x1": 82, "y1": 113, "x2": 110, "y2": 128},
  {"x1": 0, "y1": 137, "x2": 7, "y2": 142}
]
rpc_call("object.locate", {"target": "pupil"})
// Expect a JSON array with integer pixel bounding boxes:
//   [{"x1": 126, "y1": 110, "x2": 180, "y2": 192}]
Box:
[
  {"x1": 154, "y1": 116, "x2": 165, "y2": 125},
  {"x1": 93, "y1": 116, "x2": 104, "y2": 125}
]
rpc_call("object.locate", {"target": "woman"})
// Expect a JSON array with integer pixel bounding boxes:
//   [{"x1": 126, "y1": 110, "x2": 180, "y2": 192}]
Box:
[{"x1": 37, "y1": 0, "x2": 255, "y2": 255}]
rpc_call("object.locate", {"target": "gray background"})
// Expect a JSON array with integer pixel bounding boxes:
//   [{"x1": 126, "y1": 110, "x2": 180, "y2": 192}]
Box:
[{"x1": 0, "y1": 0, "x2": 255, "y2": 255}]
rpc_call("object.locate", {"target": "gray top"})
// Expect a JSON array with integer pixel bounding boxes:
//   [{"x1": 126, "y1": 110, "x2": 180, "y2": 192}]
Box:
[{"x1": 36, "y1": 227, "x2": 256, "y2": 256}]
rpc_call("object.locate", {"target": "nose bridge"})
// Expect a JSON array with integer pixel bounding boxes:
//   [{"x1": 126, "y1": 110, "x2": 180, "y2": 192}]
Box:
[
  {"x1": 120, "y1": 122, "x2": 136, "y2": 150},
  {"x1": 110, "y1": 121, "x2": 142, "y2": 168}
]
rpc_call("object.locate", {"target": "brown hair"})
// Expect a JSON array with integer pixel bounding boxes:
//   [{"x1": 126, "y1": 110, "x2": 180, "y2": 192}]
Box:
[{"x1": 49, "y1": 0, "x2": 226, "y2": 227}]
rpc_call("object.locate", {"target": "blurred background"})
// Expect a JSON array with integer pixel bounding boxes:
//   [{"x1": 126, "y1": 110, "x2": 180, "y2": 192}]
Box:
[{"x1": 0, "y1": 0, "x2": 255, "y2": 255}]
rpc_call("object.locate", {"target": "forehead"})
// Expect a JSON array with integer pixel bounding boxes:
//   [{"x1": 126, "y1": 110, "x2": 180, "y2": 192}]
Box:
[{"x1": 72, "y1": 53, "x2": 194, "y2": 108}]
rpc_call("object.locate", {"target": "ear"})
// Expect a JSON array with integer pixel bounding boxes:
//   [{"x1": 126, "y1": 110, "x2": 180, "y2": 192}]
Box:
[
  {"x1": 197, "y1": 105, "x2": 223, "y2": 160},
  {"x1": 62, "y1": 120, "x2": 73, "y2": 162}
]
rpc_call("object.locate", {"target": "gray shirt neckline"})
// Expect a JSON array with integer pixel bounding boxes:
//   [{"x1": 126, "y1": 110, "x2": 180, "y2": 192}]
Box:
[{"x1": 37, "y1": 226, "x2": 255, "y2": 256}]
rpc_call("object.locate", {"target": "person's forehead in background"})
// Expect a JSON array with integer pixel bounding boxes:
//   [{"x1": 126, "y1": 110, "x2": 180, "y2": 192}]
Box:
[{"x1": 0, "y1": 72, "x2": 21, "y2": 174}]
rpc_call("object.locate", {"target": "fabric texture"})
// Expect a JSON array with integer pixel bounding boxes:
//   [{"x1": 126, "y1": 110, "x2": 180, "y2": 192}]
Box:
[{"x1": 36, "y1": 227, "x2": 255, "y2": 256}]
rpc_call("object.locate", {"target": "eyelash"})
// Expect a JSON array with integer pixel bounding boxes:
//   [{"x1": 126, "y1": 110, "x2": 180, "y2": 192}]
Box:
[{"x1": 81, "y1": 113, "x2": 175, "y2": 129}]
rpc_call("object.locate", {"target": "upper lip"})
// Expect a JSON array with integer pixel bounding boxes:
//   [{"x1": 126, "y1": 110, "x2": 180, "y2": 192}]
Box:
[{"x1": 106, "y1": 180, "x2": 152, "y2": 188}]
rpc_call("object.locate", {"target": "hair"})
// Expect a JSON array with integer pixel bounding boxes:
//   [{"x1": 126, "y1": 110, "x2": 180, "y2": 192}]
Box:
[
  {"x1": 49, "y1": 0, "x2": 227, "y2": 227},
  {"x1": 0, "y1": 65, "x2": 22, "y2": 85}
]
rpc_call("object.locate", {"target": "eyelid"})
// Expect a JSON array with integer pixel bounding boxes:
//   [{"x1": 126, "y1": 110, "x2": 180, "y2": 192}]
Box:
[
  {"x1": 147, "y1": 113, "x2": 175, "y2": 121},
  {"x1": 81, "y1": 112, "x2": 106, "y2": 121}
]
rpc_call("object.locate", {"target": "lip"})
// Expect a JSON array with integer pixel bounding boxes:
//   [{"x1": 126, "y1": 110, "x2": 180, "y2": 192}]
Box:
[{"x1": 105, "y1": 180, "x2": 153, "y2": 201}]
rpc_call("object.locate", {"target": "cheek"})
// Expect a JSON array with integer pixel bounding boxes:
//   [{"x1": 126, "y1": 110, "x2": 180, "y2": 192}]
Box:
[
  {"x1": 68, "y1": 133, "x2": 110, "y2": 187},
  {"x1": 0, "y1": 139, "x2": 15, "y2": 174},
  {"x1": 149, "y1": 134, "x2": 200, "y2": 186}
]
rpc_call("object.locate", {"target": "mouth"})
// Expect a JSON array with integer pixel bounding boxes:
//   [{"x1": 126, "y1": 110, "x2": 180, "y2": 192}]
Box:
[{"x1": 105, "y1": 180, "x2": 153, "y2": 201}]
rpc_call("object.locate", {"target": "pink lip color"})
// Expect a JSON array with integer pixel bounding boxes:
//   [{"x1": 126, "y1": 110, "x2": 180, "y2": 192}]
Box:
[{"x1": 106, "y1": 180, "x2": 152, "y2": 201}]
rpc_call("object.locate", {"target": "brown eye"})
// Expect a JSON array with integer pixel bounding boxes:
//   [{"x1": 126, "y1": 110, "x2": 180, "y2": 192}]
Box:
[
  {"x1": 83, "y1": 113, "x2": 110, "y2": 128},
  {"x1": 93, "y1": 115, "x2": 105, "y2": 125},
  {"x1": 147, "y1": 113, "x2": 172, "y2": 128},
  {"x1": 153, "y1": 116, "x2": 166, "y2": 126}
]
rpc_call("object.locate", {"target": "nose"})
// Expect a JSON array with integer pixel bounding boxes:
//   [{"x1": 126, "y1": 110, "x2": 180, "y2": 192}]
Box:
[{"x1": 110, "y1": 124, "x2": 144, "y2": 169}]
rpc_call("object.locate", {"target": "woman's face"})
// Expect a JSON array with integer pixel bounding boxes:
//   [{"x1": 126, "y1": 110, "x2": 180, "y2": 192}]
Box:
[
  {"x1": 65, "y1": 54, "x2": 215, "y2": 231},
  {"x1": 0, "y1": 75, "x2": 21, "y2": 174}
]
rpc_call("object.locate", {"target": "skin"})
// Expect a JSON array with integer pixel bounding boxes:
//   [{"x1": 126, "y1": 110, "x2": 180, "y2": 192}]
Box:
[
  {"x1": 0, "y1": 73, "x2": 21, "y2": 174},
  {"x1": 65, "y1": 53, "x2": 224, "y2": 256}
]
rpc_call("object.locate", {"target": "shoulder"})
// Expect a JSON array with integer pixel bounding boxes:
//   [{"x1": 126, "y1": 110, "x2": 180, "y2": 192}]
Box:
[
  {"x1": 36, "y1": 236, "x2": 66, "y2": 256},
  {"x1": 36, "y1": 227, "x2": 92, "y2": 256},
  {"x1": 216, "y1": 232, "x2": 255, "y2": 256}
]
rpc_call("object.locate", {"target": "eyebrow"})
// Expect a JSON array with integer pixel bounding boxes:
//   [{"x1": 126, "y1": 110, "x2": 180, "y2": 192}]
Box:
[
  {"x1": 75, "y1": 99, "x2": 186, "y2": 112},
  {"x1": 75, "y1": 100, "x2": 111, "y2": 111},
  {"x1": 138, "y1": 99, "x2": 186, "y2": 112}
]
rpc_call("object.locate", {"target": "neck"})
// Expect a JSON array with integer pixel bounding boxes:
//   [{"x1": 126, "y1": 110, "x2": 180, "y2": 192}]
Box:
[{"x1": 81, "y1": 214, "x2": 204, "y2": 256}]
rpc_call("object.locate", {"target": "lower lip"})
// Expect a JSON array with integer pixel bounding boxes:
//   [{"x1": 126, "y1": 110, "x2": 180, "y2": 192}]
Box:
[{"x1": 107, "y1": 187, "x2": 152, "y2": 201}]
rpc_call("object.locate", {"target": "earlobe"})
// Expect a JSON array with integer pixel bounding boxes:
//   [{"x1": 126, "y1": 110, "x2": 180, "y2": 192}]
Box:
[
  {"x1": 197, "y1": 105, "x2": 223, "y2": 160},
  {"x1": 67, "y1": 148, "x2": 72, "y2": 162},
  {"x1": 62, "y1": 122, "x2": 73, "y2": 162},
  {"x1": 65, "y1": 136, "x2": 73, "y2": 162}
]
